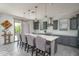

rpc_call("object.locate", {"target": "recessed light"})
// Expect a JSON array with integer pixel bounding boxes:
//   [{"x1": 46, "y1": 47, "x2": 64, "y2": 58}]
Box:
[
  {"x1": 31, "y1": 11, "x2": 35, "y2": 13},
  {"x1": 35, "y1": 6, "x2": 38, "y2": 8}
]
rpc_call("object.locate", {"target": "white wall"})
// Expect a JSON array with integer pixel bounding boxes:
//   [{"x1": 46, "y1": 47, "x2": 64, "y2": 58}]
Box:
[
  {"x1": 22, "y1": 21, "x2": 30, "y2": 34},
  {"x1": 21, "y1": 20, "x2": 34, "y2": 34}
]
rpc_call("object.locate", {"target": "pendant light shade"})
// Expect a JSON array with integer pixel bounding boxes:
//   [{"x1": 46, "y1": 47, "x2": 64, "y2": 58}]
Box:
[
  {"x1": 35, "y1": 6, "x2": 38, "y2": 20},
  {"x1": 44, "y1": 4, "x2": 48, "y2": 18},
  {"x1": 49, "y1": 17, "x2": 53, "y2": 26}
]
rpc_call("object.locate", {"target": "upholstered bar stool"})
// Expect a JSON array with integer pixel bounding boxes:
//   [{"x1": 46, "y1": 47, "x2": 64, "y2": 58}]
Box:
[
  {"x1": 21, "y1": 33, "x2": 27, "y2": 51},
  {"x1": 26, "y1": 35, "x2": 36, "y2": 56},
  {"x1": 35, "y1": 36, "x2": 50, "y2": 56}
]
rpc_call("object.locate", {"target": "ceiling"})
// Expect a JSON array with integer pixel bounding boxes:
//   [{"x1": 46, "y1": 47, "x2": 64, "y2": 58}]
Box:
[{"x1": 0, "y1": 3, "x2": 79, "y2": 20}]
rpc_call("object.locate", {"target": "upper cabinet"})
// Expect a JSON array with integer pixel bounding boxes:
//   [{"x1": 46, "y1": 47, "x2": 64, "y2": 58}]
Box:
[
  {"x1": 53, "y1": 20, "x2": 58, "y2": 30},
  {"x1": 70, "y1": 17, "x2": 78, "y2": 30},
  {"x1": 43, "y1": 21, "x2": 47, "y2": 29},
  {"x1": 76, "y1": 14, "x2": 79, "y2": 29},
  {"x1": 33, "y1": 20, "x2": 39, "y2": 30}
]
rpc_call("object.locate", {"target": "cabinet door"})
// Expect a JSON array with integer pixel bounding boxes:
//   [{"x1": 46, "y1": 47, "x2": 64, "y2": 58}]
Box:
[
  {"x1": 69, "y1": 37, "x2": 77, "y2": 47},
  {"x1": 62, "y1": 37, "x2": 70, "y2": 45},
  {"x1": 53, "y1": 20, "x2": 58, "y2": 30},
  {"x1": 77, "y1": 17, "x2": 79, "y2": 37},
  {"x1": 76, "y1": 14, "x2": 79, "y2": 47},
  {"x1": 70, "y1": 17, "x2": 78, "y2": 30},
  {"x1": 43, "y1": 21, "x2": 47, "y2": 29},
  {"x1": 57, "y1": 37, "x2": 63, "y2": 44},
  {"x1": 76, "y1": 14, "x2": 79, "y2": 29},
  {"x1": 33, "y1": 21, "x2": 39, "y2": 30}
]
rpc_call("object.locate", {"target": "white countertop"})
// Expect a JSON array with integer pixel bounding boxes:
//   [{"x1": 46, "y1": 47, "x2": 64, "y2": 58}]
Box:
[
  {"x1": 25, "y1": 33, "x2": 38, "y2": 37},
  {"x1": 38, "y1": 35, "x2": 59, "y2": 41},
  {"x1": 25, "y1": 33, "x2": 59, "y2": 41}
]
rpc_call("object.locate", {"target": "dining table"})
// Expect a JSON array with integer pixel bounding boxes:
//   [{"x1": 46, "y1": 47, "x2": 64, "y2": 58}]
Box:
[{"x1": 25, "y1": 33, "x2": 59, "y2": 56}]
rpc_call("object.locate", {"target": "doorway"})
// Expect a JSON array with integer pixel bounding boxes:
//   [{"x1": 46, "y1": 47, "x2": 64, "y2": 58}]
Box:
[{"x1": 14, "y1": 20, "x2": 22, "y2": 41}]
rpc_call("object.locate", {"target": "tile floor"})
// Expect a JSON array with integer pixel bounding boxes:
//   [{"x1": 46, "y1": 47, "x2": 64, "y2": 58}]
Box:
[{"x1": 0, "y1": 42, "x2": 79, "y2": 56}]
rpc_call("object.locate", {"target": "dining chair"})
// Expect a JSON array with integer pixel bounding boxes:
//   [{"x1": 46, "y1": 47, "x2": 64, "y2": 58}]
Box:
[
  {"x1": 35, "y1": 36, "x2": 51, "y2": 56},
  {"x1": 26, "y1": 35, "x2": 35, "y2": 56},
  {"x1": 20, "y1": 33, "x2": 27, "y2": 51}
]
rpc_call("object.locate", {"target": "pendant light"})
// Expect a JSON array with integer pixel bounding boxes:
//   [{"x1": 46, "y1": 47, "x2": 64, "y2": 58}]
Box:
[
  {"x1": 23, "y1": 11, "x2": 26, "y2": 18},
  {"x1": 34, "y1": 6, "x2": 38, "y2": 22},
  {"x1": 28, "y1": 9, "x2": 31, "y2": 19},
  {"x1": 48, "y1": 4, "x2": 53, "y2": 26},
  {"x1": 49, "y1": 17, "x2": 53, "y2": 26},
  {"x1": 44, "y1": 4, "x2": 48, "y2": 18}
]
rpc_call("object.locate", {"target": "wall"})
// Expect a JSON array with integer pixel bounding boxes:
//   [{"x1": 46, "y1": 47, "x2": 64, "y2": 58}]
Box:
[
  {"x1": 21, "y1": 20, "x2": 34, "y2": 34},
  {"x1": 0, "y1": 15, "x2": 14, "y2": 42}
]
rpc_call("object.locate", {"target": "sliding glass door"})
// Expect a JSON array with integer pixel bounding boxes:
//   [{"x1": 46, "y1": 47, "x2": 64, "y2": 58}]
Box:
[{"x1": 14, "y1": 20, "x2": 22, "y2": 41}]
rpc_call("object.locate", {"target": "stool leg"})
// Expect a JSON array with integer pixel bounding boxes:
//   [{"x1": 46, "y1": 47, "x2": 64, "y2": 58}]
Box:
[
  {"x1": 25, "y1": 43, "x2": 27, "y2": 51},
  {"x1": 43, "y1": 52, "x2": 45, "y2": 56},
  {"x1": 36, "y1": 49, "x2": 38, "y2": 56},
  {"x1": 27, "y1": 45, "x2": 29, "y2": 53},
  {"x1": 31, "y1": 47, "x2": 34, "y2": 56}
]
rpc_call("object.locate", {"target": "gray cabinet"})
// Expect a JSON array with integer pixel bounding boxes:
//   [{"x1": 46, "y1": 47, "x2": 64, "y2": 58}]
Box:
[
  {"x1": 33, "y1": 21, "x2": 39, "y2": 30},
  {"x1": 70, "y1": 17, "x2": 78, "y2": 30},
  {"x1": 76, "y1": 14, "x2": 79, "y2": 47},
  {"x1": 62, "y1": 37, "x2": 70, "y2": 45},
  {"x1": 53, "y1": 20, "x2": 58, "y2": 30},
  {"x1": 69, "y1": 37, "x2": 77, "y2": 46},
  {"x1": 43, "y1": 21, "x2": 47, "y2": 29},
  {"x1": 57, "y1": 37, "x2": 63, "y2": 44},
  {"x1": 57, "y1": 36, "x2": 77, "y2": 47}
]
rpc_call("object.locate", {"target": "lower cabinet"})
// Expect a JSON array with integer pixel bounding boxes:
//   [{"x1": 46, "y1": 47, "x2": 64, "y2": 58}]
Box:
[
  {"x1": 57, "y1": 36, "x2": 77, "y2": 47},
  {"x1": 69, "y1": 37, "x2": 77, "y2": 47},
  {"x1": 77, "y1": 38, "x2": 79, "y2": 47}
]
